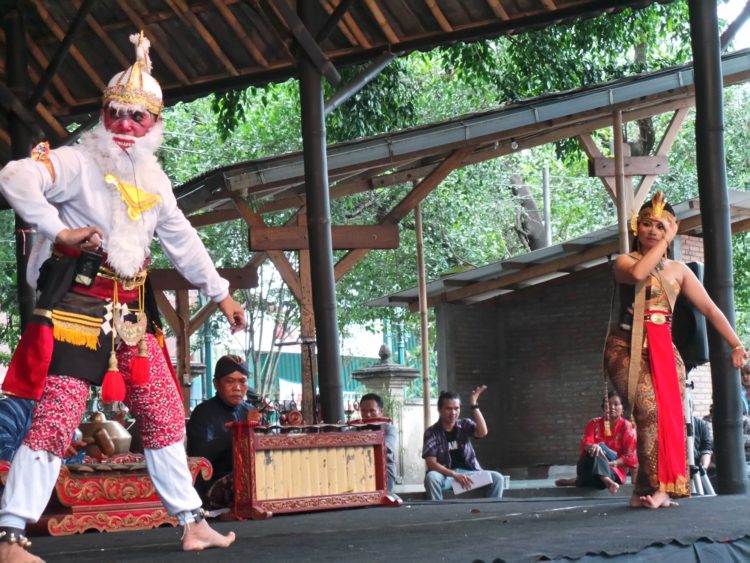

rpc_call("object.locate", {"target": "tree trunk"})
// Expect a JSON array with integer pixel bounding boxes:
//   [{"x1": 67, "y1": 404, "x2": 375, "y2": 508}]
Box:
[{"x1": 509, "y1": 173, "x2": 546, "y2": 251}]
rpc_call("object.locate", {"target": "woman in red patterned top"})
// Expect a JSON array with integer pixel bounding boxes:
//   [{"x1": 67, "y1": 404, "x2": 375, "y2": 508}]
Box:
[{"x1": 555, "y1": 391, "x2": 637, "y2": 494}]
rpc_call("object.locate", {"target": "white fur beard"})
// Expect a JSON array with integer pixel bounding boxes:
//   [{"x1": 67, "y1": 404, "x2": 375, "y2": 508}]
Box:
[{"x1": 81, "y1": 121, "x2": 165, "y2": 277}]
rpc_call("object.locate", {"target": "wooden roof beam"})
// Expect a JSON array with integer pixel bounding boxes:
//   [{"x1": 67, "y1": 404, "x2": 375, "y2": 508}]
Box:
[
  {"x1": 424, "y1": 0, "x2": 453, "y2": 32},
  {"x1": 249, "y1": 0, "x2": 296, "y2": 64},
  {"x1": 485, "y1": 0, "x2": 510, "y2": 20},
  {"x1": 166, "y1": 0, "x2": 239, "y2": 76},
  {"x1": 0, "y1": 83, "x2": 46, "y2": 139},
  {"x1": 323, "y1": 0, "x2": 372, "y2": 48},
  {"x1": 230, "y1": 194, "x2": 303, "y2": 302},
  {"x1": 364, "y1": 0, "x2": 400, "y2": 44},
  {"x1": 249, "y1": 224, "x2": 398, "y2": 250},
  {"x1": 33, "y1": 102, "x2": 67, "y2": 139},
  {"x1": 28, "y1": 0, "x2": 98, "y2": 111},
  {"x1": 28, "y1": 0, "x2": 97, "y2": 110},
  {"x1": 72, "y1": 0, "x2": 131, "y2": 69},
  {"x1": 442, "y1": 279, "x2": 472, "y2": 287},
  {"x1": 115, "y1": 0, "x2": 191, "y2": 85},
  {"x1": 633, "y1": 106, "x2": 690, "y2": 209},
  {"x1": 23, "y1": 60, "x2": 61, "y2": 109},
  {"x1": 31, "y1": 0, "x2": 106, "y2": 91},
  {"x1": 420, "y1": 213, "x2": 707, "y2": 310},
  {"x1": 578, "y1": 133, "x2": 616, "y2": 201},
  {"x1": 316, "y1": 0, "x2": 360, "y2": 42},
  {"x1": 334, "y1": 147, "x2": 470, "y2": 280},
  {"x1": 420, "y1": 240, "x2": 620, "y2": 310},
  {"x1": 273, "y1": 0, "x2": 341, "y2": 85},
  {"x1": 211, "y1": 0, "x2": 270, "y2": 67},
  {"x1": 319, "y1": 0, "x2": 358, "y2": 45},
  {"x1": 25, "y1": 33, "x2": 76, "y2": 105}
]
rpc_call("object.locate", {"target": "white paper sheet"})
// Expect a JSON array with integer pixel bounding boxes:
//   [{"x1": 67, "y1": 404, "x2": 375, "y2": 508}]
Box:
[{"x1": 451, "y1": 470, "x2": 492, "y2": 495}]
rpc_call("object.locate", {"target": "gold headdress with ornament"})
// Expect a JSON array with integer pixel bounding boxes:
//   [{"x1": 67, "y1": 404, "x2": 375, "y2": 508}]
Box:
[
  {"x1": 102, "y1": 31, "x2": 163, "y2": 116},
  {"x1": 630, "y1": 191, "x2": 675, "y2": 236}
]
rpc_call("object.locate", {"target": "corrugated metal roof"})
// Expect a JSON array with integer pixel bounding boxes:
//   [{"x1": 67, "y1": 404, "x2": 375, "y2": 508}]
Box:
[{"x1": 0, "y1": 0, "x2": 673, "y2": 164}]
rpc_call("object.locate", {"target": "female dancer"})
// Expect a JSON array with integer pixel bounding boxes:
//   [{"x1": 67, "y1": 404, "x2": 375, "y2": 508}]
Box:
[{"x1": 604, "y1": 192, "x2": 746, "y2": 509}]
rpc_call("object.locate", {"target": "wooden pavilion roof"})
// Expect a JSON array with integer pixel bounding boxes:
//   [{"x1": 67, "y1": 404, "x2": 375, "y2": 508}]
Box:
[
  {"x1": 175, "y1": 49, "x2": 750, "y2": 223},
  {"x1": 0, "y1": 0, "x2": 672, "y2": 164}
]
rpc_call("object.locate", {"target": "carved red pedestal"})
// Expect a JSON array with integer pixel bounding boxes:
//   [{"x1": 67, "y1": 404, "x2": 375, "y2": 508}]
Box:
[
  {"x1": 0, "y1": 457, "x2": 212, "y2": 536},
  {"x1": 228, "y1": 422, "x2": 401, "y2": 520}
]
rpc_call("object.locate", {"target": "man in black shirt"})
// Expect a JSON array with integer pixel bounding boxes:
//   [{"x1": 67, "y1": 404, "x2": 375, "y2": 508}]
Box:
[
  {"x1": 422, "y1": 387, "x2": 505, "y2": 500},
  {"x1": 187, "y1": 355, "x2": 254, "y2": 503}
]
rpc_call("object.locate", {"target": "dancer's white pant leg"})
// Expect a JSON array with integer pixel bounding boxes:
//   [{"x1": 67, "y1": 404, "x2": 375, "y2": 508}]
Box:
[
  {"x1": 0, "y1": 445, "x2": 61, "y2": 528},
  {"x1": 144, "y1": 442, "x2": 202, "y2": 525}
]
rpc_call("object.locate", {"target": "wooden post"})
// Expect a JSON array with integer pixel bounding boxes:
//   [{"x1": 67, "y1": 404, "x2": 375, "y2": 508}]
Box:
[
  {"x1": 175, "y1": 289, "x2": 192, "y2": 414},
  {"x1": 298, "y1": 211, "x2": 317, "y2": 424},
  {"x1": 613, "y1": 111, "x2": 629, "y2": 254},
  {"x1": 415, "y1": 204, "x2": 431, "y2": 429}
]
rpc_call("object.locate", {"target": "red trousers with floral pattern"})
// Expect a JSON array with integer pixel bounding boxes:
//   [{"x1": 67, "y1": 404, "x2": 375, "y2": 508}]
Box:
[{"x1": 24, "y1": 334, "x2": 184, "y2": 458}]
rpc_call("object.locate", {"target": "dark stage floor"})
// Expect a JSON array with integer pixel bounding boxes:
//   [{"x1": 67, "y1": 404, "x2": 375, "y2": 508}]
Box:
[{"x1": 27, "y1": 494, "x2": 750, "y2": 562}]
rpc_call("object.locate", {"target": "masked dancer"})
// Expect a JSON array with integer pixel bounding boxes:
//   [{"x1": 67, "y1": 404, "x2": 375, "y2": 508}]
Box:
[{"x1": 0, "y1": 32, "x2": 244, "y2": 561}]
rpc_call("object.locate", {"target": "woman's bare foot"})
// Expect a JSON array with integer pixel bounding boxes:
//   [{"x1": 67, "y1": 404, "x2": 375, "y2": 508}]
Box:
[
  {"x1": 601, "y1": 477, "x2": 619, "y2": 494},
  {"x1": 181, "y1": 519, "x2": 236, "y2": 551},
  {"x1": 555, "y1": 478, "x2": 576, "y2": 487},
  {"x1": 0, "y1": 542, "x2": 44, "y2": 563},
  {"x1": 629, "y1": 493, "x2": 644, "y2": 508},
  {"x1": 635, "y1": 491, "x2": 678, "y2": 509}
]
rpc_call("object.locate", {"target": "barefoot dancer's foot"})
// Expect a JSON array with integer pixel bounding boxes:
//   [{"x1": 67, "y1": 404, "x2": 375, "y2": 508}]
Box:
[
  {"x1": 629, "y1": 493, "x2": 644, "y2": 508},
  {"x1": 0, "y1": 542, "x2": 45, "y2": 563},
  {"x1": 181, "y1": 519, "x2": 236, "y2": 551},
  {"x1": 637, "y1": 491, "x2": 677, "y2": 509}
]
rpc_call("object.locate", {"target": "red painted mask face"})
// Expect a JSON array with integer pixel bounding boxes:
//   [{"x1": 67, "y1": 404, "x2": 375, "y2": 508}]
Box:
[{"x1": 102, "y1": 106, "x2": 157, "y2": 149}]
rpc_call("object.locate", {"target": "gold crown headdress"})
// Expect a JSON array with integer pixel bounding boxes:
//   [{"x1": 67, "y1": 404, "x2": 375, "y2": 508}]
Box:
[
  {"x1": 630, "y1": 191, "x2": 675, "y2": 236},
  {"x1": 102, "y1": 31, "x2": 163, "y2": 116}
]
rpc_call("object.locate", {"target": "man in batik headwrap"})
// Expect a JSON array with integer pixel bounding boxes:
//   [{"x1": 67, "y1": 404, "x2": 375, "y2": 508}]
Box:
[{"x1": 0, "y1": 32, "x2": 242, "y2": 560}]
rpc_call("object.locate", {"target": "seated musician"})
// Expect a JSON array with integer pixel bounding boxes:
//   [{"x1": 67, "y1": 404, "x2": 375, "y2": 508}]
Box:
[
  {"x1": 359, "y1": 393, "x2": 398, "y2": 492},
  {"x1": 186, "y1": 355, "x2": 255, "y2": 505}
]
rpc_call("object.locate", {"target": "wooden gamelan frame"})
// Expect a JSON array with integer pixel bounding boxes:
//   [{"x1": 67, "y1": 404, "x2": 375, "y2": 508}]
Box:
[{"x1": 228, "y1": 422, "x2": 400, "y2": 519}]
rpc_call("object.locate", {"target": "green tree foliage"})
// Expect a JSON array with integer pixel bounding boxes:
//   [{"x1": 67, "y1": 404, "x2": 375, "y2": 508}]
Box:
[{"x1": 0, "y1": 212, "x2": 20, "y2": 362}]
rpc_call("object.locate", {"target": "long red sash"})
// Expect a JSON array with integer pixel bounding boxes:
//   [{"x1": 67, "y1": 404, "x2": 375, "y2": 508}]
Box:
[{"x1": 645, "y1": 319, "x2": 689, "y2": 495}]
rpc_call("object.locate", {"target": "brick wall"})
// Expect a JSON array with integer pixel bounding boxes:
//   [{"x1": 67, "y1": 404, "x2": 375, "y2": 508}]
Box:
[
  {"x1": 435, "y1": 235, "x2": 716, "y2": 471},
  {"x1": 677, "y1": 233, "x2": 705, "y2": 263},
  {"x1": 437, "y1": 264, "x2": 615, "y2": 470}
]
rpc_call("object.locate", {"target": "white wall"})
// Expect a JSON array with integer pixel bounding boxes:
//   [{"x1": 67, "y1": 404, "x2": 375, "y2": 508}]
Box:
[{"x1": 396, "y1": 399, "x2": 438, "y2": 485}]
